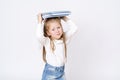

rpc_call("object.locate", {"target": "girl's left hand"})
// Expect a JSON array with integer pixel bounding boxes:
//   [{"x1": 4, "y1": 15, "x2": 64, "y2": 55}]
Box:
[{"x1": 61, "y1": 16, "x2": 69, "y2": 22}]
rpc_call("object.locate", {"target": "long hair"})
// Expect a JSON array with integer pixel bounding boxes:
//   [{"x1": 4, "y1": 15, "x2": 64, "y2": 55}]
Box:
[{"x1": 42, "y1": 17, "x2": 67, "y2": 62}]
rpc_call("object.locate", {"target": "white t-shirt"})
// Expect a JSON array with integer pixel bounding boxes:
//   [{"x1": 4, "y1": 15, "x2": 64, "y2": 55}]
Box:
[{"x1": 36, "y1": 20, "x2": 77, "y2": 67}]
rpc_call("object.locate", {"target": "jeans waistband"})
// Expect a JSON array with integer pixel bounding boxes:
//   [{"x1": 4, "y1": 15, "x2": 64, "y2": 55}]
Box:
[{"x1": 45, "y1": 63, "x2": 64, "y2": 69}]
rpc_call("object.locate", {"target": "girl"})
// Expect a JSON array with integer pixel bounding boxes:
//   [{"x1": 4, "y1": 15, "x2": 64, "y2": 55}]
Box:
[{"x1": 36, "y1": 13, "x2": 77, "y2": 80}]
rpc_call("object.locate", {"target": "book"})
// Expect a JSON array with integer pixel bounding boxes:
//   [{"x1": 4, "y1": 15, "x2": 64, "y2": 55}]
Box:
[{"x1": 41, "y1": 11, "x2": 71, "y2": 19}]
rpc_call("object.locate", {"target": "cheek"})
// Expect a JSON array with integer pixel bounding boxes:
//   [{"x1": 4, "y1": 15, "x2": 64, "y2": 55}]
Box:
[
  {"x1": 47, "y1": 31, "x2": 51, "y2": 36},
  {"x1": 49, "y1": 31, "x2": 55, "y2": 36}
]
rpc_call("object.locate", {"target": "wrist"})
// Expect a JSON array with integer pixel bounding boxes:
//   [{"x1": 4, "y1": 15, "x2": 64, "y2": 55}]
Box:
[{"x1": 62, "y1": 17, "x2": 70, "y2": 22}]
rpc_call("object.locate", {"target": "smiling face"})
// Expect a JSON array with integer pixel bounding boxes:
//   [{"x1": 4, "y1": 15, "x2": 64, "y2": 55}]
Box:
[
  {"x1": 47, "y1": 21, "x2": 63, "y2": 40},
  {"x1": 44, "y1": 18, "x2": 63, "y2": 40}
]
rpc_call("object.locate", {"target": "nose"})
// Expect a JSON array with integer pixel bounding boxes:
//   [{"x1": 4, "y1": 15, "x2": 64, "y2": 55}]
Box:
[{"x1": 56, "y1": 29, "x2": 59, "y2": 33}]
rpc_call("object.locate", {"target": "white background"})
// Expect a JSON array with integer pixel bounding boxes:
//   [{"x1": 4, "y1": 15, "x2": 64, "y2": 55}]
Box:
[{"x1": 0, "y1": 0, "x2": 120, "y2": 80}]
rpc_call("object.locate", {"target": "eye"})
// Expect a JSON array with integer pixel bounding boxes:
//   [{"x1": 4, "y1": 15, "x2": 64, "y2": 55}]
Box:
[
  {"x1": 52, "y1": 28, "x2": 55, "y2": 31},
  {"x1": 57, "y1": 26, "x2": 61, "y2": 29}
]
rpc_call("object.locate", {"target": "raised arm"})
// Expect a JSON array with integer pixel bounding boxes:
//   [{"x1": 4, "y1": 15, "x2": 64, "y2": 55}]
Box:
[
  {"x1": 61, "y1": 16, "x2": 78, "y2": 43},
  {"x1": 36, "y1": 13, "x2": 47, "y2": 46}
]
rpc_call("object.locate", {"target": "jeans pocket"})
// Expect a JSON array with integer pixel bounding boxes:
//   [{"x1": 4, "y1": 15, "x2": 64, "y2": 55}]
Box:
[
  {"x1": 46, "y1": 67, "x2": 56, "y2": 75},
  {"x1": 48, "y1": 67, "x2": 55, "y2": 72}
]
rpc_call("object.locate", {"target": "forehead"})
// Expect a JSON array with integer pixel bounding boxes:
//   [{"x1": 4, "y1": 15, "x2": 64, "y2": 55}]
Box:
[
  {"x1": 46, "y1": 20, "x2": 62, "y2": 28},
  {"x1": 49, "y1": 21, "x2": 61, "y2": 26}
]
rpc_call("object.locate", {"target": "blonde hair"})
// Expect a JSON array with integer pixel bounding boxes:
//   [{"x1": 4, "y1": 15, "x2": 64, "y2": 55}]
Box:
[{"x1": 43, "y1": 17, "x2": 67, "y2": 62}]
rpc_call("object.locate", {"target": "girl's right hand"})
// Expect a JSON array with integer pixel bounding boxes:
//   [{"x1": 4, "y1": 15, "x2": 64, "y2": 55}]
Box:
[{"x1": 37, "y1": 13, "x2": 43, "y2": 23}]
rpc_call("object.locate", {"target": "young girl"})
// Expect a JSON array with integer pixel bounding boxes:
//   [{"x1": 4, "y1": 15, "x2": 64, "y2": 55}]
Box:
[{"x1": 36, "y1": 13, "x2": 77, "y2": 80}]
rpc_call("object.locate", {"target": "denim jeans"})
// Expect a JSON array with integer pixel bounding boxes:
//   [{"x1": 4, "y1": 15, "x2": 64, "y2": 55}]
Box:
[
  {"x1": 42, "y1": 63, "x2": 65, "y2": 80},
  {"x1": 41, "y1": 11, "x2": 71, "y2": 19}
]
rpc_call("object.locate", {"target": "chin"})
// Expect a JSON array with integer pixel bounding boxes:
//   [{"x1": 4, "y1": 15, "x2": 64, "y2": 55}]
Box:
[{"x1": 58, "y1": 36, "x2": 63, "y2": 40}]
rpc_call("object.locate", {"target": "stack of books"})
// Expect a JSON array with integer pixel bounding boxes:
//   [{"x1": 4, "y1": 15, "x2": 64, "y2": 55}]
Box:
[{"x1": 41, "y1": 11, "x2": 71, "y2": 19}]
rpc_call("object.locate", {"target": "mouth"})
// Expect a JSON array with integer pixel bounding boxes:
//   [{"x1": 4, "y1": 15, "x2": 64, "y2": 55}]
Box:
[
  {"x1": 56, "y1": 33, "x2": 60, "y2": 35},
  {"x1": 56, "y1": 33, "x2": 62, "y2": 36}
]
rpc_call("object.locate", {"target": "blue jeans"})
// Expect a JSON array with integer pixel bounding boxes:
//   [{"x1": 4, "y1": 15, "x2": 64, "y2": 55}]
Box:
[{"x1": 42, "y1": 63, "x2": 65, "y2": 80}]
